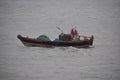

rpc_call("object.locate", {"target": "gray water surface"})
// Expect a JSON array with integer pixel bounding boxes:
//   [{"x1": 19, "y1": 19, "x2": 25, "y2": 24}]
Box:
[{"x1": 0, "y1": 0, "x2": 120, "y2": 80}]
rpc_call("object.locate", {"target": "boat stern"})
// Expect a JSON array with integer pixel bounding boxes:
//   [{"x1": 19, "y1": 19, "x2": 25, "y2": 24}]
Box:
[{"x1": 89, "y1": 35, "x2": 94, "y2": 45}]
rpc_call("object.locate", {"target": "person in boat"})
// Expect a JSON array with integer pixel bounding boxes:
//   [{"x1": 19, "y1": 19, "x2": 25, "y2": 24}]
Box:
[{"x1": 70, "y1": 27, "x2": 80, "y2": 41}]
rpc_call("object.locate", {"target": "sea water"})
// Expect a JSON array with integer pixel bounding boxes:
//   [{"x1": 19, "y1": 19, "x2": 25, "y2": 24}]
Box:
[{"x1": 0, "y1": 0, "x2": 120, "y2": 80}]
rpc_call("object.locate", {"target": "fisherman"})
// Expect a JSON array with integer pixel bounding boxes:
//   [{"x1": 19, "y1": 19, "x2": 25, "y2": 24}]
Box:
[{"x1": 70, "y1": 27, "x2": 79, "y2": 41}]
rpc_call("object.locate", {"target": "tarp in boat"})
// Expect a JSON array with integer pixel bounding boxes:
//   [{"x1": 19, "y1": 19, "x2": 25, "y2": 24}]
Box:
[
  {"x1": 59, "y1": 33, "x2": 71, "y2": 41},
  {"x1": 37, "y1": 35, "x2": 51, "y2": 41}
]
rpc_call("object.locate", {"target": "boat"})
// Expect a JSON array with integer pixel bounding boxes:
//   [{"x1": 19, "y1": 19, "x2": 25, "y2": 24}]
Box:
[{"x1": 17, "y1": 34, "x2": 94, "y2": 48}]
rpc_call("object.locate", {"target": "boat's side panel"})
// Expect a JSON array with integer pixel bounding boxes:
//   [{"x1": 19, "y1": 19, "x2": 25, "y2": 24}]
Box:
[
  {"x1": 42, "y1": 41, "x2": 90, "y2": 46},
  {"x1": 22, "y1": 41, "x2": 53, "y2": 47},
  {"x1": 22, "y1": 41, "x2": 90, "y2": 48}
]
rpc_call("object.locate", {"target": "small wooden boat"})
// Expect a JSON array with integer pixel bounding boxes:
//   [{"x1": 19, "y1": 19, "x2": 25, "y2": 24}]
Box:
[{"x1": 17, "y1": 34, "x2": 94, "y2": 48}]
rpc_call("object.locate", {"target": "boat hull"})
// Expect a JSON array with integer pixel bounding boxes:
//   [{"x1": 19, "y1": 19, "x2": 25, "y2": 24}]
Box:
[{"x1": 17, "y1": 35, "x2": 94, "y2": 48}]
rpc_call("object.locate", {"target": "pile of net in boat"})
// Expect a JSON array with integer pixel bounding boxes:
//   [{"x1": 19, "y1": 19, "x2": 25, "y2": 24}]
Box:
[{"x1": 37, "y1": 35, "x2": 51, "y2": 41}]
